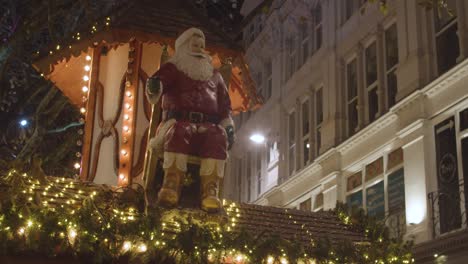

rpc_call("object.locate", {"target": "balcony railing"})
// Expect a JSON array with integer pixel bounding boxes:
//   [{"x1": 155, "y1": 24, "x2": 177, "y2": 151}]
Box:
[{"x1": 428, "y1": 180, "x2": 467, "y2": 238}]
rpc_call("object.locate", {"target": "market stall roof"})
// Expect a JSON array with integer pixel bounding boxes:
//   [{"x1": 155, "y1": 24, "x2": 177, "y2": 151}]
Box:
[
  {"x1": 234, "y1": 203, "x2": 366, "y2": 246},
  {"x1": 0, "y1": 172, "x2": 366, "y2": 250},
  {"x1": 33, "y1": 0, "x2": 261, "y2": 112}
]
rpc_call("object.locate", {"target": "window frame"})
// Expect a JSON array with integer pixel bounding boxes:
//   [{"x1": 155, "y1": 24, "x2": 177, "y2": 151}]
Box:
[
  {"x1": 288, "y1": 110, "x2": 297, "y2": 176},
  {"x1": 313, "y1": 2, "x2": 323, "y2": 51},
  {"x1": 315, "y1": 87, "x2": 323, "y2": 157},
  {"x1": 345, "y1": 57, "x2": 359, "y2": 136},
  {"x1": 364, "y1": 40, "x2": 379, "y2": 124},
  {"x1": 301, "y1": 98, "x2": 311, "y2": 167},
  {"x1": 383, "y1": 23, "x2": 399, "y2": 109},
  {"x1": 432, "y1": 0, "x2": 459, "y2": 75}
]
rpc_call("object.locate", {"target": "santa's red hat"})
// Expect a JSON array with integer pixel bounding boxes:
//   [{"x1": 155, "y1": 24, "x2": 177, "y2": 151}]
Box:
[{"x1": 175, "y1": 27, "x2": 205, "y2": 51}]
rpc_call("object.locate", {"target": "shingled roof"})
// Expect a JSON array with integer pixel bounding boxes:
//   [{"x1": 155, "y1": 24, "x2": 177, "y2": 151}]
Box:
[
  {"x1": 233, "y1": 203, "x2": 366, "y2": 246},
  {"x1": 34, "y1": 0, "x2": 243, "y2": 73},
  {"x1": 112, "y1": 0, "x2": 242, "y2": 52}
]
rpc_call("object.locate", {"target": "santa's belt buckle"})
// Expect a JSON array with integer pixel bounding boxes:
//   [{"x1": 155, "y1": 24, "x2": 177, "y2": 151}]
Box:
[{"x1": 188, "y1": 112, "x2": 204, "y2": 123}]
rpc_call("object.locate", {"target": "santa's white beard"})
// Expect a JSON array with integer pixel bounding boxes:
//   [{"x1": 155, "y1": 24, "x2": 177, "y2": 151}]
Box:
[{"x1": 169, "y1": 51, "x2": 214, "y2": 81}]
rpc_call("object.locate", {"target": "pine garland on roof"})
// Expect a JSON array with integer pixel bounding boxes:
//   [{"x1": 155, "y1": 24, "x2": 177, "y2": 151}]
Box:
[{"x1": 0, "y1": 169, "x2": 413, "y2": 263}]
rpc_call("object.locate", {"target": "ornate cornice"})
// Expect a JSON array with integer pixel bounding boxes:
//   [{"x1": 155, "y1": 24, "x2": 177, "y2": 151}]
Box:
[
  {"x1": 423, "y1": 58, "x2": 468, "y2": 98},
  {"x1": 337, "y1": 112, "x2": 398, "y2": 154}
]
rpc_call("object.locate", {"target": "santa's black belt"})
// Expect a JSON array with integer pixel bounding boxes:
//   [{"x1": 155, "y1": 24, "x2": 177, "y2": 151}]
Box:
[{"x1": 162, "y1": 110, "x2": 219, "y2": 124}]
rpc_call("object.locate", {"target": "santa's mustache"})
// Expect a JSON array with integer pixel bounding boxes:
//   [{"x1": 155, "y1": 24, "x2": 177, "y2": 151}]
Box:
[{"x1": 188, "y1": 51, "x2": 209, "y2": 59}]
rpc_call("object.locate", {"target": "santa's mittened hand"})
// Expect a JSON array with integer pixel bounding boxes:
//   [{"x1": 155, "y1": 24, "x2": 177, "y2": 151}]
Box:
[
  {"x1": 146, "y1": 76, "x2": 161, "y2": 95},
  {"x1": 225, "y1": 125, "x2": 235, "y2": 150}
]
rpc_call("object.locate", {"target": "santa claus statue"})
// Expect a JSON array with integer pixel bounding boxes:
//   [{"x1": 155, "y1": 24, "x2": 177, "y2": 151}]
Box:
[{"x1": 146, "y1": 28, "x2": 235, "y2": 212}]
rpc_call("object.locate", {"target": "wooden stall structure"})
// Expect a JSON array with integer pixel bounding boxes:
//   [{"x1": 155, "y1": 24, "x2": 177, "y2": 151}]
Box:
[{"x1": 33, "y1": 0, "x2": 262, "y2": 187}]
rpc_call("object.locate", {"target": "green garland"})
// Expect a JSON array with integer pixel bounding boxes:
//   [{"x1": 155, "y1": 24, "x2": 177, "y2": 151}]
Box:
[{"x1": 0, "y1": 170, "x2": 413, "y2": 263}]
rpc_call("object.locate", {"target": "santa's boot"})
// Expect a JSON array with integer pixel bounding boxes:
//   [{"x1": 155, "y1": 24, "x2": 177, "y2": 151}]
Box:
[
  {"x1": 200, "y1": 173, "x2": 222, "y2": 212},
  {"x1": 157, "y1": 164, "x2": 184, "y2": 208},
  {"x1": 200, "y1": 159, "x2": 224, "y2": 212}
]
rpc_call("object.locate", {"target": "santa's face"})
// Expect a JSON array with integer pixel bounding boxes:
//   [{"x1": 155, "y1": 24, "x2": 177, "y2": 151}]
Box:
[
  {"x1": 169, "y1": 33, "x2": 213, "y2": 81},
  {"x1": 189, "y1": 36, "x2": 206, "y2": 58}
]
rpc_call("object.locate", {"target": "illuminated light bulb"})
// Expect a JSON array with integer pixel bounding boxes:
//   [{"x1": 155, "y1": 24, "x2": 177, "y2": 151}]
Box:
[
  {"x1": 85, "y1": 55, "x2": 91, "y2": 61},
  {"x1": 84, "y1": 65, "x2": 91, "y2": 71},
  {"x1": 280, "y1": 258, "x2": 288, "y2": 264},
  {"x1": 126, "y1": 91, "x2": 132, "y2": 97},
  {"x1": 80, "y1": 107, "x2": 86, "y2": 114},
  {"x1": 83, "y1": 75, "x2": 89, "y2": 81},
  {"x1": 267, "y1": 256, "x2": 274, "y2": 264},
  {"x1": 82, "y1": 86, "x2": 89, "y2": 92},
  {"x1": 69, "y1": 229, "x2": 77, "y2": 239},
  {"x1": 18, "y1": 227, "x2": 25, "y2": 235},
  {"x1": 27, "y1": 220, "x2": 33, "y2": 227},
  {"x1": 124, "y1": 114, "x2": 130, "y2": 120},
  {"x1": 125, "y1": 103, "x2": 131, "y2": 109},
  {"x1": 122, "y1": 241, "x2": 132, "y2": 251},
  {"x1": 119, "y1": 174, "x2": 125, "y2": 180},
  {"x1": 56, "y1": 45, "x2": 60, "y2": 50},
  {"x1": 74, "y1": 163, "x2": 81, "y2": 169},
  {"x1": 19, "y1": 119, "x2": 28, "y2": 127},
  {"x1": 121, "y1": 150, "x2": 127, "y2": 156},
  {"x1": 137, "y1": 243, "x2": 147, "y2": 253},
  {"x1": 250, "y1": 133, "x2": 265, "y2": 144},
  {"x1": 123, "y1": 126, "x2": 129, "y2": 132},
  {"x1": 236, "y1": 255, "x2": 243, "y2": 262}
]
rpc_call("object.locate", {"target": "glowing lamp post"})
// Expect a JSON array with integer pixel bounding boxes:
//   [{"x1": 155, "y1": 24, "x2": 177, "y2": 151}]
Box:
[{"x1": 249, "y1": 133, "x2": 265, "y2": 144}]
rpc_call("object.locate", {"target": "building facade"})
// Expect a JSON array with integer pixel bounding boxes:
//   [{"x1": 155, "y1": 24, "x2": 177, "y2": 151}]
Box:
[{"x1": 224, "y1": 0, "x2": 468, "y2": 262}]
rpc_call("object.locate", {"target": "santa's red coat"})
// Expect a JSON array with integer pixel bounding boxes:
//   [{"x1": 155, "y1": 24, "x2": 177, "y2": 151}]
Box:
[{"x1": 153, "y1": 62, "x2": 232, "y2": 160}]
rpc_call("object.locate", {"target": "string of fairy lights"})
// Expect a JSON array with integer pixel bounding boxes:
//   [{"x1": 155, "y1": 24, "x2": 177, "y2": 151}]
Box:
[
  {"x1": 72, "y1": 54, "x2": 92, "y2": 177},
  {"x1": 0, "y1": 169, "x2": 416, "y2": 263},
  {"x1": 118, "y1": 42, "x2": 138, "y2": 186}
]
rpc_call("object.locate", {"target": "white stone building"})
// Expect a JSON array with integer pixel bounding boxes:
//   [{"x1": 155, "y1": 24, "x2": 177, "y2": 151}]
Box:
[{"x1": 224, "y1": 0, "x2": 468, "y2": 262}]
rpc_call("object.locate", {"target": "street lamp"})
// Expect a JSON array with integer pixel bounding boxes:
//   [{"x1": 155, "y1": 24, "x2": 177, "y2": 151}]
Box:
[
  {"x1": 249, "y1": 133, "x2": 265, "y2": 144},
  {"x1": 19, "y1": 119, "x2": 28, "y2": 127}
]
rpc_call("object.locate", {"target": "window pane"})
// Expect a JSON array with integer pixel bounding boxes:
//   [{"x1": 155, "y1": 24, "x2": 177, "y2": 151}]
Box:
[
  {"x1": 434, "y1": 116, "x2": 461, "y2": 233},
  {"x1": 462, "y1": 138, "x2": 468, "y2": 214},
  {"x1": 257, "y1": 171, "x2": 261, "y2": 195},
  {"x1": 289, "y1": 112, "x2": 296, "y2": 145},
  {"x1": 301, "y1": 23, "x2": 308, "y2": 40},
  {"x1": 347, "y1": 190, "x2": 363, "y2": 209},
  {"x1": 434, "y1": 0, "x2": 457, "y2": 31},
  {"x1": 365, "y1": 42, "x2": 378, "y2": 86},
  {"x1": 385, "y1": 24, "x2": 399, "y2": 69},
  {"x1": 267, "y1": 79, "x2": 272, "y2": 100},
  {"x1": 366, "y1": 181, "x2": 385, "y2": 220},
  {"x1": 256, "y1": 151, "x2": 261, "y2": 172},
  {"x1": 387, "y1": 69, "x2": 397, "y2": 108},
  {"x1": 302, "y1": 101, "x2": 310, "y2": 135},
  {"x1": 347, "y1": 59, "x2": 357, "y2": 100},
  {"x1": 316, "y1": 88, "x2": 323, "y2": 125},
  {"x1": 266, "y1": 60, "x2": 272, "y2": 76},
  {"x1": 303, "y1": 42, "x2": 309, "y2": 63},
  {"x1": 437, "y1": 24, "x2": 460, "y2": 75},
  {"x1": 345, "y1": 0, "x2": 354, "y2": 20},
  {"x1": 289, "y1": 146, "x2": 295, "y2": 175},
  {"x1": 348, "y1": 100, "x2": 358, "y2": 134},
  {"x1": 299, "y1": 199, "x2": 311, "y2": 211},
  {"x1": 314, "y1": 4, "x2": 322, "y2": 25},
  {"x1": 368, "y1": 87, "x2": 378, "y2": 122},
  {"x1": 266, "y1": 143, "x2": 271, "y2": 164},
  {"x1": 316, "y1": 129, "x2": 321, "y2": 154},
  {"x1": 316, "y1": 26, "x2": 322, "y2": 50},
  {"x1": 303, "y1": 139, "x2": 310, "y2": 166},
  {"x1": 460, "y1": 108, "x2": 468, "y2": 131}
]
